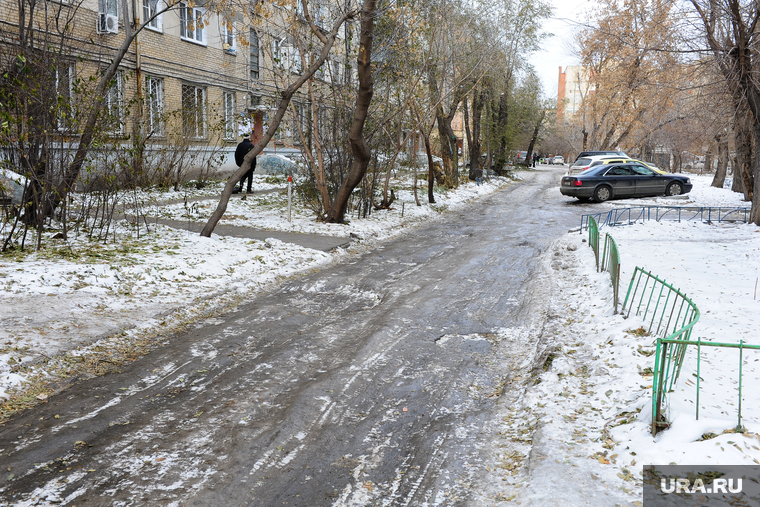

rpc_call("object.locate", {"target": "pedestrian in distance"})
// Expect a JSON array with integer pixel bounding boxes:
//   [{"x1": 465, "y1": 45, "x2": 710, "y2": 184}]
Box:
[
  {"x1": 532, "y1": 152, "x2": 538, "y2": 168},
  {"x1": 234, "y1": 133, "x2": 256, "y2": 194}
]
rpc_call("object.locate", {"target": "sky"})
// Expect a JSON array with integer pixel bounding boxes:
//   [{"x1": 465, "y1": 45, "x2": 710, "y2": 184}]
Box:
[
  {"x1": 533, "y1": 0, "x2": 599, "y2": 98},
  {"x1": 2, "y1": 166, "x2": 760, "y2": 504}
]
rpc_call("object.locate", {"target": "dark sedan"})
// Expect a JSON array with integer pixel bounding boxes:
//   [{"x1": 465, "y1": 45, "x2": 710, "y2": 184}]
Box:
[{"x1": 560, "y1": 162, "x2": 692, "y2": 202}]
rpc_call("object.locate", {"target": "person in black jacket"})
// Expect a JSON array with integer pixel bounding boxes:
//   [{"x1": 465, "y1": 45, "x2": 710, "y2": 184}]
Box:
[{"x1": 234, "y1": 134, "x2": 256, "y2": 193}]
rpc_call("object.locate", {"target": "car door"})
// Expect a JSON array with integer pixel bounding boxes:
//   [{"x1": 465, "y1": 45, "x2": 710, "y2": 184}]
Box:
[
  {"x1": 603, "y1": 165, "x2": 636, "y2": 196},
  {"x1": 629, "y1": 164, "x2": 664, "y2": 196}
]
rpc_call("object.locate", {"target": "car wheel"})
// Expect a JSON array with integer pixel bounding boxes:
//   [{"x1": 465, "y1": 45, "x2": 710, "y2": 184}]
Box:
[
  {"x1": 594, "y1": 185, "x2": 612, "y2": 203},
  {"x1": 666, "y1": 181, "x2": 683, "y2": 196}
]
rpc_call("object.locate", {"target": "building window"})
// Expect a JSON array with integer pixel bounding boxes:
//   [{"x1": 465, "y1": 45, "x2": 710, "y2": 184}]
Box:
[
  {"x1": 222, "y1": 19, "x2": 234, "y2": 51},
  {"x1": 313, "y1": 2, "x2": 326, "y2": 28},
  {"x1": 56, "y1": 63, "x2": 75, "y2": 130},
  {"x1": 146, "y1": 76, "x2": 164, "y2": 136},
  {"x1": 98, "y1": 0, "x2": 118, "y2": 33},
  {"x1": 143, "y1": 0, "x2": 161, "y2": 30},
  {"x1": 223, "y1": 91, "x2": 235, "y2": 140},
  {"x1": 182, "y1": 84, "x2": 206, "y2": 138},
  {"x1": 179, "y1": 2, "x2": 204, "y2": 44},
  {"x1": 105, "y1": 70, "x2": 123, "y2": 134},
  {"x1": 292, "y1": 101, "x2": 306, "y2": 139},
  {"x1": 273, "y1": 39, "x2": 285, "y2": 68},
  {"x1": 250, "y1": 28, "x2": 259, "y2": 80},
  {"x1": 291, "y1": 46, "x2": 303, "y2": 74}
]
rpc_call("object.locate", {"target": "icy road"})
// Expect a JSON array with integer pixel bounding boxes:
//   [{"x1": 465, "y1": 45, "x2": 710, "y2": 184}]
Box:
[{"x1": 0, "y1": 169, "x2": 581, "y2": 506}]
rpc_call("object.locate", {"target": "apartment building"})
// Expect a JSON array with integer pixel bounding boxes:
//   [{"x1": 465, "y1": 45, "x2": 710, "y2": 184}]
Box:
[
  {"x1": 0, "y1": 0, "x2": 350, "y2": 178},
  {"x1": 557, "y1": 65, "x2": 592, "y2": 121}
]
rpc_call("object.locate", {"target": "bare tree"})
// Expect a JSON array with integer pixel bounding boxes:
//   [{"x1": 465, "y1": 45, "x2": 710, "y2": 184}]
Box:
[
  {"x1": 201, "y1": 3, "x2": 359, "y2": 235},
  {"x1": 688, "y1": 0, "x2": 760, "y2": 223}
]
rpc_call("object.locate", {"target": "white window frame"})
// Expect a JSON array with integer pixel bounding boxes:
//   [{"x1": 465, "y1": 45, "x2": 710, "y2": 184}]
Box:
[
  {"x1": 291, "y1": 46, "x2": 303, "y2": 74},
  {"x1": 273, "y1": 39, "x2": 286, "y2": 69},
  {"x1": 146, "y1": 76, "x2": 164, "y2": 136},
  {"x1": 222, "y1": 18, "x2": 235, "y2": 51},
  {"x1": 179, "y1": 2, "x2": 205, "y2": 45},
  {"x1": 182, "y1": 84, "x2": 207, "y2": 139},
  {"x1": 143, "y1": 0, "x2": 162, "y2": 31},
  {"x1": 105, "y1": 70, "x2": 124, "y2": 135},
  {"x1": 250, "y1": 28, "x2": 260, "y2": 80},
  {"x1": 98, "y1": 0, "x2": 118, "y2": 33},
  {"x1": 56, "y1": 63, "x2": 75, "y2": 130},
  {"x1": 223, "y1": 91, "x2": 235, "y2": 140}
]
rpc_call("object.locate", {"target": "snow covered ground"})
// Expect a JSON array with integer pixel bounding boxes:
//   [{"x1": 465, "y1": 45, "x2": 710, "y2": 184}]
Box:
[
  {"x1": 2, "y1": 169, "x2": 759, "y2": 505},
  {"x1": 0, "y1": 173, "x2": 516, "y2": 403},
  {"x1": 486, "y1": 174, "x2": 760, "y2": 506}
]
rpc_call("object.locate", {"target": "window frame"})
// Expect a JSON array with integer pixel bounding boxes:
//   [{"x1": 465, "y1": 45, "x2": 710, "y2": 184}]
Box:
[
  {"x1": 223, "y1": 90, "x2": 235, "y2": 140},
  {"x1": 221, "y1": 18, "x2": 235, "y2": 51},
  {"x1": 250, "y1": 28, "x2": 260, "y2": 80},
  {"x1": 291, "y1": 46, "x2": 303, "y2": 74},
  {"x1": 179, "y1": 2, "x2": 205, "y2": 45},
  {"x1": 105, "y1": 70, "x2": 124, "y2": 135},
  {"x1": 143, "y1": 0, "x2": 162, "y2": 31},
  {"x1": 181, "y1": 83, "x2": 207, "y2": 139},
  {"x1": 55, "y1": 63, "x2": 75, "y2": 131},
  {"x1": 273, "y1": 38, "x2": 285, "y2": 68},
  {"x1": 145, "y1": 75, "x2": 164, "y2": 136},
  {"x1": 98, "y1": 0, "x2": 119, "y2": 33}
]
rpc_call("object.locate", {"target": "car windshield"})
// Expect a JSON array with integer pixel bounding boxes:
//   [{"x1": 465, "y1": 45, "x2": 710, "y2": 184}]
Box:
[{"x1": 572, "y1": 158, "x2": 592, "y2": 167}]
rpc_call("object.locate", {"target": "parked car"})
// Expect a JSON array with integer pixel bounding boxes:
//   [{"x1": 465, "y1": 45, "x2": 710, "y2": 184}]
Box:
[
  {"x1": 560, "y1": 162, "x2": 692, "y2": 202},
  {"x1": 568, "y1": 155, "x2": 615, "y2": 174},
  {"x1": 568, "y1": 157, "x2": 664, "y2": 175},
  {"x1": 0, "y1": 169, "x2": 26, "y2": 205},
  {"x1": 572, "y1": 150, "x2": 628, "y2": 163}
]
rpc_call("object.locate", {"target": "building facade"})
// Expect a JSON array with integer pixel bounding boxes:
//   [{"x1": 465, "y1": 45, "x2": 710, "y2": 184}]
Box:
[{"x1": 0, "y1": 0, "x2": 350, "y2": 178}]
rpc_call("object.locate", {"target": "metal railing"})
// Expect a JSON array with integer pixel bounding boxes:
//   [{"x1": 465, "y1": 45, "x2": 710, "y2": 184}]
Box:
[
  {"x1": 601, "y1": 233, "x2": 621, "y2": 312},
  {"x1": 622, "y1": 267, "x2": 700, "y2": 435},
  {"x1": 657, "y1": 338, "x2": 760, "y2": 435},
  {"x1": 588, "y1": 215, "x2": 600, "y2": 270},
  {"x1": 580, "y1": 206, "x2": 750, "y2": 231}
]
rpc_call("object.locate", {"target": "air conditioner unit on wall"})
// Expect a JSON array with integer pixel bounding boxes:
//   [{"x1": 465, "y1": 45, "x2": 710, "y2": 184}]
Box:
[{"x1": 98, "y1": 13, "x2": 118, "y2": 34}]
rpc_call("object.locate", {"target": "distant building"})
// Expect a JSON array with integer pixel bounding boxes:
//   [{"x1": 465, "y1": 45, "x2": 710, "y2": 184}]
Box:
[{"x1": 557, "y1": 65, "x2": 592, "y2": 121}]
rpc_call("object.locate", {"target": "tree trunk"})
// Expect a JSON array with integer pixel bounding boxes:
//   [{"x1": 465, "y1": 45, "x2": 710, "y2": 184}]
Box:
[
  {"x1": 463, "y1": 96, "x2": 472, "y2": 171},
  {"x1": 716, "y1": 135, "x2": 728, "y2": 188},
  {"x1": 423, "y1": 131, "x2": 436, "y2": 204},
  {"x1": 752, "y1": 121, "x2": 760, "y2": 225},
  {"x1": 494, "y1": 72, "x2": 511, "y2": 167},
  {"x1": 435, "y1": 108, "x2": 459, "y2": 187},
  {"x1": 703, "y1": 142, "x2": 714, "y2": 177},
  {"x1": 732, "y1": 109, "x2": 752, "y2": 198},
  {"x1": 710, "y1": 137, "x2": 726, "y2": 188},
  {"x1": 468, "y1": 88, "x2": 486, "y2": 181},
  {"x1": 325, "y1": 0, "x2": 377, "y2": 223},
  {"x1": 526, "y1": 110, "x2": 546, "y2": 169}
]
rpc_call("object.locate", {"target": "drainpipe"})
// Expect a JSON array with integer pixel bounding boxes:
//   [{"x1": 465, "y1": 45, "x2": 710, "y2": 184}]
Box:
[{"x1": 131, "y1": 0, "x2": 144, "y2": 176}]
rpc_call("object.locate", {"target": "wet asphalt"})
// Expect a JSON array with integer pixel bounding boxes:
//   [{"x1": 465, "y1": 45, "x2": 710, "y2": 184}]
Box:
[{"x1": 0, "y1": 167, "x2": 584, "y2": 506}]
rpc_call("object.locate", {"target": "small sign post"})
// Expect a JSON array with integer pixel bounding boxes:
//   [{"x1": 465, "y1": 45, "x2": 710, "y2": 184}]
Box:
[{"x1": 287, "y1": 175, "x2": 292, "y2": 223}]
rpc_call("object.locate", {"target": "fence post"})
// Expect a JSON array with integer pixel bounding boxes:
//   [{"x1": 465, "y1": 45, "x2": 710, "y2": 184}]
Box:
[
  {"x1": 737, "y1": 340, "x2": 744, "y2": 432},
  {"x1": 696, "y1": 338, "x2": 701, "y2": 420}
]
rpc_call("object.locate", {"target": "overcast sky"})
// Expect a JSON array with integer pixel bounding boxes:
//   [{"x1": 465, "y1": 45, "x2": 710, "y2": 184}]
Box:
[{"x1": 532, "y1": 0, "x2": 598, "y2": 99}]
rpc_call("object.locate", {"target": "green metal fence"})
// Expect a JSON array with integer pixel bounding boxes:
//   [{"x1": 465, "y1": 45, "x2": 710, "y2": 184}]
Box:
[
  {"x1": 601, "y1": 233, "x2": 621, "y2": 312},
  {"x1": 657, "y1": 338, "x2": 760, "y2": 435},
  {"x1": 622, "y1": 267, "x2": 700, "y2": 435},
  {"x1": 588, "y1": 215, "x2": 600, "y2": 271}
]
